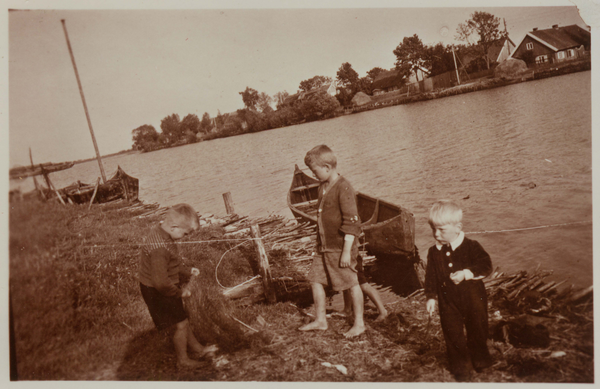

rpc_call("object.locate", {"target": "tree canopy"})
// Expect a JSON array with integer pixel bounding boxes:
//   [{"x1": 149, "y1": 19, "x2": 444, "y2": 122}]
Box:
[
  {"x1": 239, "y1": 87, "x2": 260, "y2": 111},
  {"x1": 456, "y1": 11, "x2": 507, "y2": 69},
  {"x1": 393, "y1": 34, "x2": 428, "y2": 82},
  {"x1": 336, "y1": 62, "x2": 360, "y2": 106},
  {"x1": 299, "y1": 75, "x2": 332, "y2": 92}
]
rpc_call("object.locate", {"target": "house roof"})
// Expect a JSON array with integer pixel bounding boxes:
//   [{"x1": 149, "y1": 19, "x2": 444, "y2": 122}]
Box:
[
  {"x1": 487, "y1": 37, "x2": 516, "y2": 62},
  {"x1": 372, "y1": 69, "x2": 403, "y2": 91},
  {"x1": 527, "y1": 24, "x2": 590, "y2": 52}
]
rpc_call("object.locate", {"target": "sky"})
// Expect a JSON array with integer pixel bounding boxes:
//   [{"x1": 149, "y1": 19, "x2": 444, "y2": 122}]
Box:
[{"x1": 4, "y1": 0, "x2": 594, "y2": 168}]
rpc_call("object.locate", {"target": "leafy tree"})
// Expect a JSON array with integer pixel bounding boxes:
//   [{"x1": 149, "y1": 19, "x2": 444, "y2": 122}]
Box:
[
  {"x1": 336, "y1": 63, "x2": 359, "y2": 91},
  {"x1": 132, "y1": 124, "x2": 160, "y2": 152},
  {"x1": 299, "y1": 75, "x2": 332, "y2": 92},
  {"x1": 366, "y1": 67, "x2": 386, "y2": 81},
  {"x1": 425, "y1": 43, "x2": 456, "y2": 77},
  {"x1": 456, "y1": 11, "x2": 507, "y2": 69},
  {"x1": 257, "y1": 92, "x2": 273, "y2": 113},
  {"x1": 180, "y1": 114, "x2": 201, "y2": 135},
  {"x1": 160, "y1": 113, "x2": 182, "y2": 145},
  {"x1": 200, "y1": 112, "x2": 213, "y2": 133},
  {"x1": 297, "y1": 92, "x2": 340, "y2": 122},
  {"x1": 239, "y1": 87, "x2": 260, "y2": 111},
  {"x1": 274, "y1": 90, "x2": 290, "y2": 110},
  {"x1": 336, "y1": 62, "x2": 360, "y2": 106},
  {"x1": 393, "y1": 34, "x2": 428, "y2": 81}
]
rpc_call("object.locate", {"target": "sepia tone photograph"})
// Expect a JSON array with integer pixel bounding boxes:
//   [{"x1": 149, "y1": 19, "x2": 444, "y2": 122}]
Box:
[{"x1": 5, "y1": 0, "x2": 594, "y2": 383}]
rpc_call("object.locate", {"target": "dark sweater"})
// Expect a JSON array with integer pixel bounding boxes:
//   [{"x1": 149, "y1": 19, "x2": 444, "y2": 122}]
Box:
[
  {"x1": 424, "y1": 236, "x2": 492, "y2": 301},
  {"x1": 138, "y1": 225, "x2": 190, "y2": 297},
  {"x1": 316, "y1": 175, "x2": 362, "y2": 253}
]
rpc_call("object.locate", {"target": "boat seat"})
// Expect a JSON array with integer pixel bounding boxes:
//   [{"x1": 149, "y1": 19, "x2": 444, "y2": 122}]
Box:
[
  {"x1": 293, "y1": 199, "x2": 317, "y2": 208},
  {"x1": 291, "y1": 183, "x2": 320, "y2": 192},
  {"x1": 361, "y1": 199, "x2": 380, "y2": 226}
]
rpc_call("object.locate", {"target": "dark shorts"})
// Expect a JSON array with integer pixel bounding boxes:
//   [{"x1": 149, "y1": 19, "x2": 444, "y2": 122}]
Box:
[
  {"x1": 308, "y1": 248, "x2": 359, "y2": 292},
  {"x1": 356, "y1": 255, "x2": 367, "y2": 285},
  {"x1": 140, "y1": 283, "x2": 187, "y2": 331}
]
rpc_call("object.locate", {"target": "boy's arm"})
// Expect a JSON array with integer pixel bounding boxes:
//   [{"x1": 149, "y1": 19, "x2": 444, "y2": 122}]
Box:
[
  {"x1": 338, "y1": 183, "x2": 361, "y2": 237},
  {"x1": 149, "y1": 248, "x2": 182, "y2": 297},
  {"x1": 424, "y1": 248, "x2": 437, "y2": 300},
  {"x1": 462, "y1": 240, "x2": 492, "y2": 280}
]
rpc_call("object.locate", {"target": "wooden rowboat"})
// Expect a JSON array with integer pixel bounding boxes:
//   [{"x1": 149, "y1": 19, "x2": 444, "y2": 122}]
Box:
[
  {"x1": 61, "y1": 166, "x2": 139, "y2": 204},
  {"x1": 287, "y1": 164, "x2": 416, "y2": 258}
]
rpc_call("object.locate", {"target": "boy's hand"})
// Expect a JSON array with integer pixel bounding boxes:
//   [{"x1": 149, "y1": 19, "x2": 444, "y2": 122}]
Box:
[
  {"x1": 426, "y1": 299, "x2": 436, "y2": 315},
  {"x1": 450, "y1": 270, "x2": 466, "y2": 284},
  {"x1": 181, "y1": 287, "x2": 191, "y2": 298},
  {"x1": 191, "y1": 267, "x2": 200, "y2": 276},
  {"x1": 339, "y1": 251, "x2": 357, "y2": 272}
]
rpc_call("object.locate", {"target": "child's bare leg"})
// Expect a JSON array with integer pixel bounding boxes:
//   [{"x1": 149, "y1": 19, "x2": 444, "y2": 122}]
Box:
[
  {"x1": 361, "y1": 283, "x2": 388, "y2": 322},
  {"x1": 344, "y1": 284, "x2": 365, "y2": 338},
  {"x1": 173, "y1": 319, "x2": 202, "y2": 367},
  {"x1": 186, "y1": 325, "x2": 218, "y2": 358},
  {"x1": 299, "y1": 283, "x2": 328, "y2": 331},
  {"x1": 340, "y1": 289, "x2": 352, "y2": 316}
]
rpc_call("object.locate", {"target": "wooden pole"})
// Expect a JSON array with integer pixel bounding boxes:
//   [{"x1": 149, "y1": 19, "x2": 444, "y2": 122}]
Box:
[
  {"x1": 250, "y1": 224, "x2": 276, "y2": 304},
  {"x1": 222, "y1": 192, "x2": 235, "y2": 215},
  {"x1": 60, "y1": 19, "x2": 107, "y2": 184},
  {"x1": 42, "y1": 171, "x2": 66, "y2": 205},
  {"x1": 29, "y1": 148, "x2": 46, "y2": 200},
  {"x1": 88, "y1": 177, "x2": 101, "y2": 209},
  {"x1": 452, "y1": 46, "x2": 461, "y2": 85}
]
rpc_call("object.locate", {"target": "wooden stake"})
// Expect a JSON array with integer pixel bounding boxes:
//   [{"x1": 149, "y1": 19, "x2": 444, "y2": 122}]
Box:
[
  {"x1": 250, "y1": 224, "x2": 276, "y2": 304},
  {"x1": 223, "y1": 192, "x2": 235, "y2": 215}
]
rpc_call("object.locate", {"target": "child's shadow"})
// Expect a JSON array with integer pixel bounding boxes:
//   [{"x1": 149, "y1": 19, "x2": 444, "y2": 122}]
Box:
[{"x1": 116, "y1": 328, "x2": 215, "y2": 381}]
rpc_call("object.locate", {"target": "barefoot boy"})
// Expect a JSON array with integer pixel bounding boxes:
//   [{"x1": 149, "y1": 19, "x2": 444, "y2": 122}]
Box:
[
  {"x1": 298, "y1": 145, "x2": 365, "y2": 338},
  {"x1": 139, "y1": 203, "x2": 217, "y2": 368},
  {"x1": 424, "y1": 200, "x2": 493, "y2": 381}
]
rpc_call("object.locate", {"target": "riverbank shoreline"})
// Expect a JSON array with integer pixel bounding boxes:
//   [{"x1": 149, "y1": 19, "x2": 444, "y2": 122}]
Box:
[{"x1": 9, "y1": 199, "x2": 593, "y2": 382}]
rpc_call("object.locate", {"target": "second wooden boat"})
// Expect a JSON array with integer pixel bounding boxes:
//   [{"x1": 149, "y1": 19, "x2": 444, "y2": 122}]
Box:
[{"x1": 287, "y1": 164, "x2": 415, "y2": 258}]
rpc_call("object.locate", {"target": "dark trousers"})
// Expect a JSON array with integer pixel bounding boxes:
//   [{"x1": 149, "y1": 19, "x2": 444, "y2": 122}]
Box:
[{"x1": 438, "y1": 281, "x2": 492, "y2": 377}]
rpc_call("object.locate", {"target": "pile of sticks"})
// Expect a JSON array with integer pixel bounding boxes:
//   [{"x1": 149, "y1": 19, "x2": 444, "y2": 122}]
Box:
[{"x1": 407, "y1": 266, "x2": 593, "y2": 308}]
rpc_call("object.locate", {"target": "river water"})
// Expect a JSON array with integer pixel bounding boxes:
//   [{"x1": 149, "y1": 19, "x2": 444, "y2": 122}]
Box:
[{"x1": 19, "y1": 71, "x2": 592, "y2": 290}]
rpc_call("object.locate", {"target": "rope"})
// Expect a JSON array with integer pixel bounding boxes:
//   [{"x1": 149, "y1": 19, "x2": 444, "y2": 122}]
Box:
[
  {"x1": 465, "y1": 220, "x2": 591, "y2": 235},
  {"x1": 215, "y1": 238, "x2": 253, "y2": 289}
]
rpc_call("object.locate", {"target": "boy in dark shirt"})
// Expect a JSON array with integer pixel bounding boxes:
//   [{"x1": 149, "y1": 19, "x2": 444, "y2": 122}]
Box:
[
  {"x1": 424, "y1": 200, "x2": 493, "y2": 381},
  {"x1": 139, "y1": 203, "x2": 217, "y2": 368},
  {"x1": 298, "y1": 145, "x2": 365, "y2": 338}
]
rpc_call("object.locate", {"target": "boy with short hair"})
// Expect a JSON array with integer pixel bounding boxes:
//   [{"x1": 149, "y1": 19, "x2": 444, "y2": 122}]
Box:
[
  {"x1": 139, "y1": 203, "x2": 217, "y2": 368},
  {"x1": 424, "y1": 200, "x2": 493, "y2": 381},
  {"x1": 298, "y1": 145, "x2": 365, "y2": 338}
]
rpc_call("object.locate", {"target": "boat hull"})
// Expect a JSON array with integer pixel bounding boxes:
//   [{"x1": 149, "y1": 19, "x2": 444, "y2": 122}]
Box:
[
  {"x1": 287, "y1": 165, "x2": 416, "y2": 257},
  {"x1": 63, "y1": 166, "x2": 139, "y2": 204}
]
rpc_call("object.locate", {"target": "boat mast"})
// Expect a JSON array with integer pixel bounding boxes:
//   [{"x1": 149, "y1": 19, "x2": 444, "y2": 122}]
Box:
[{"x1": 60, "y1": 19, "x2": 107, "y2": 184}]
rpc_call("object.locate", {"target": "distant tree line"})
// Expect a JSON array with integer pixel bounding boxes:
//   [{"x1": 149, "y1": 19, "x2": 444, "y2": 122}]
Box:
[{"x1": 132, "y1": 11, "x2": 507, "y2": 152}]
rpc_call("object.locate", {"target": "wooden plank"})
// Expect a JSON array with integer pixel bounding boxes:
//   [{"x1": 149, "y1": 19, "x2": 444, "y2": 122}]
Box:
[{"x1": 250, "y1": 224, "x2": 276, "y2": 304}]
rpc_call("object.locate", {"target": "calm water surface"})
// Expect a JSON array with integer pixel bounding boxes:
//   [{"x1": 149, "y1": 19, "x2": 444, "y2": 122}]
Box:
[{"x1": 34, "y1": 71, "x2": 592, "y2": 289}]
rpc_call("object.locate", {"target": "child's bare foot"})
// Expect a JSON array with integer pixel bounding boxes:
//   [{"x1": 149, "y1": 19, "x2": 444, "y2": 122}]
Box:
[
  {"x1": 343, "y1": 324, "x2": 365, "y2": 338},
  {"x1": 190, "y1": 344, "x2": 218, "y2": 359},
  {"x1": 178, "y1": 358, "x2": 203, "y2": 369},
  {"x1": 299, "y1": 320, "x2": 328, "y2": 331},
  {"x1": 374, "y1": 309, "x2": 388, "y2": 322}
]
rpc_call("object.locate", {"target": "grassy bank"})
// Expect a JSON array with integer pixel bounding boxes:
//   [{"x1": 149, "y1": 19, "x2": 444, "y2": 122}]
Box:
[{"x1": 9, "y1": 200, "x2": 593, "y2": 382}]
